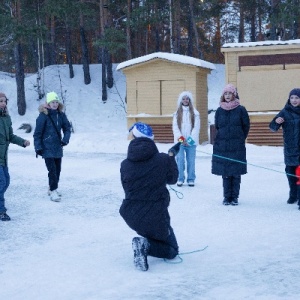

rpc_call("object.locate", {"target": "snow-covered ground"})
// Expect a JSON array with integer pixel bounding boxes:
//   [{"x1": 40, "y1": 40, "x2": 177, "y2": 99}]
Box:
[{"x1": 1, "y1": 63, "x2": 300, "y2": 300}]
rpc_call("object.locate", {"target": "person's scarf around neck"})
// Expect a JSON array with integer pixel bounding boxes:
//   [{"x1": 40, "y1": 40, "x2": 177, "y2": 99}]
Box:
[{"x1": 220, "y1": 99, "x2": 240, "y2": 110}]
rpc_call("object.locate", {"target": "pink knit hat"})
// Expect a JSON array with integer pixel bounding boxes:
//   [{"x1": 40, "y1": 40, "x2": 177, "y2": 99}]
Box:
[{"x1": 222, "y1": 84, "x2": 237, "y2": 96}]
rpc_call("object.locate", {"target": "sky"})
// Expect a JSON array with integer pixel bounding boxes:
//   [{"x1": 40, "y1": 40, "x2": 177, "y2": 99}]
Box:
[{"x1": 0, "y1": 61, "x2": 300, "y2": 300}]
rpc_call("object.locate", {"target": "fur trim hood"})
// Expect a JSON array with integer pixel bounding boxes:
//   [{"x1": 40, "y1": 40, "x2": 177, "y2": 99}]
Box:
[
  {"x1": 176, "y1": 91, "x2": 195, "y2": 108},
  {"x1": 38, "y1": 103, "x2": 64, "y2": 114}
]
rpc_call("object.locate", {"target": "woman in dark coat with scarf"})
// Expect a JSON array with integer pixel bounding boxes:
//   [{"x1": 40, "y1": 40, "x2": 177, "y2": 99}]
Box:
[
  {"x1": 269, "y1": 88, "x2": 300, "y2": 208},
  {"x1": 120, "y1": 122, "x2": 180, "y2": 271},
  {"x1": 212, "y1": 84, "x2": 250, "y2": 206}
]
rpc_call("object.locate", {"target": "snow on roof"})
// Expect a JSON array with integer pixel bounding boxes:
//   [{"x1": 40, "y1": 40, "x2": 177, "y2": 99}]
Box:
[
  {"x1": 116, "y1": 52, "x2": 216, "y2": 71},
  {"x1": 222, "y1": 39, "x2": 300, "y2": 49}
]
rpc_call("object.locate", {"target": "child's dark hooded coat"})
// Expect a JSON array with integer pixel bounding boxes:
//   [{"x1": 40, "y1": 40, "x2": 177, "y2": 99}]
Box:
[
  {"x1": 269, "y1": 100, "x2": 300, "y2": 166},
  {"x1": 33, "y1": 104, "x2": 71, "y2": 158},
  {"x1": 119, "y1": 137, "x2": 178, "y2": 241}
]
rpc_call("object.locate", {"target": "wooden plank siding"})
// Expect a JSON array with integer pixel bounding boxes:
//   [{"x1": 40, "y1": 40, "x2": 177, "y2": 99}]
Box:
[{"x1": 247, "y1": 122, "x2": 283, "y2": 146}]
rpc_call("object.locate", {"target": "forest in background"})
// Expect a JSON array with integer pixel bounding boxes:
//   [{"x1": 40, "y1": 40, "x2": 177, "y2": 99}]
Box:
[{"x1": 0, "y1": 0, "x2": 299, "y2": 114}]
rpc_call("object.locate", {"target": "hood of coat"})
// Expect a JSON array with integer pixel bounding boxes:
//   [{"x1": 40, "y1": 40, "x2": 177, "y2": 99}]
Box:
[
  {"x1": 127, "y1": 137, "x2": 158, "y2": 162},
  {"x1": 285, "y1": 100, "x2": 300, "y2": 114},
  {"x1": 38, "y1": 103, "x2": 64, "y2": 114},
  {"x1": 176, "y1": 91, "x2": 195, "y2": 108}
]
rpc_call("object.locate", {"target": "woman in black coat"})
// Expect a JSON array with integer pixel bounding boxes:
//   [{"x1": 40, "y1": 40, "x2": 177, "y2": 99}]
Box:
[
  {"x1": 120, "y1": 122, "x2": 179, "y2": 271},
  {"x1": 212, "y1": 84, "x2": 250, "y2": 206},
  {"x1": 269, "y1": 88, "x2": 300, "y2": 208}
]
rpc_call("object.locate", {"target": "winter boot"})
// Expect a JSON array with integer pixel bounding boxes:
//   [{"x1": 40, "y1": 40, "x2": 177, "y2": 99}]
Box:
[
  {"x1": 287, "y1": 197, "x2": 297, "y2": 204},
  {"x1": 222, "y1": 198, "x2": 231, "y2": 205},
  {"x1": 231, "y1": 176, "x2": 241, "y2": 206},
  {"x1": 0, "y1": 212, "x2": 11, "y2": 221},
  {"x1": 287, "y1": 167, "x2": 297, "y2": 204},
  {"x1": 132, "y1": 237, "x2": 150, "y2": 271},
  {"x1": 222, "y1": 176, "x2": 232, "y2": 205},
  {"x1": 48, "y1": 187, "x2": 62, "y2": 197},
  {"x1": 49, "y1": 190, "x2": 61, "y2": 202},
  {"x1": 231, "y1": 198, "x2": 239, "y2": 206}
]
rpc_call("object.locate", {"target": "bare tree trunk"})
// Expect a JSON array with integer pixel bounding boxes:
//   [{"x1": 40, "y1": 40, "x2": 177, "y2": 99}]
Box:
[
  {"x1": 257, "y1": 0, "x2": 264, "y2": 41},
  {"x1": 270, "y1": 0, "x2": 281, "y2": 40},
  {"x1": 65, "y1": 26, "x2": 74, "y2": 78},
  {"x1": 238, "y1": 4, "x2": 245, "y2": 42},
  {"x1": 102, "y1": 48, "x2": 107, "y2": 102},
  {"x1": 126, "y1": 0, "x2": 132, "y2": 59},
  {"x1": 169, "y1": 0, "x2": 174, "y2": 53},
  {"x1": 14, "y1": 42, "x2": 26, "y2": 115},
  {"x1": 11, "y1": 0, "x2": 26, "y2": 115},
  {"x1": 79, "y1": 0, "x2": 91, "y2": 84},
  {"x1": 173, "y1": 0, "x2": 181, "y2": 53},
  {"x1": 79, "y1": 26, "x2": 91, "y2": 84},
  {"x1": 188, "y1": 0, "x2": 202, "y2": 58},
  {"x1": 250, "y1": 5, "x2": 256, "y2": 42}
]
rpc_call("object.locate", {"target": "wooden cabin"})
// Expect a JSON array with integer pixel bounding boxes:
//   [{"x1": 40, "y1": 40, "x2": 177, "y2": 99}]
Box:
[
  {"x1": 221, "y1": 39, "x2": 300, "y2": 146},
  {"x1": 116, "y1": 52, "x2": 215, "y2": 143}
]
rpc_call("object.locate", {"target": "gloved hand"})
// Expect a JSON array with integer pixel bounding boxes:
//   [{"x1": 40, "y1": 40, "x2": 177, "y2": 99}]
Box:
[
  {"x1": 61, "y1": 141, "x2": 68, "y2": 147},
  {"x1": 36, "y1": 149, "x2": 43, "y2": 158},
  {"x1": 168, "y1": 142, "x2": 181, "y2": 156}
]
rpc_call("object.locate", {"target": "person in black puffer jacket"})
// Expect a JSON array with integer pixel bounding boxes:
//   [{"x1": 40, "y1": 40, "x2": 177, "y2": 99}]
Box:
[
  {"x1": 120, "y1": 122, "x2": 179, "y2": 271},
  {"x1": 212, "y1": 84, "x2": 250, "y2": 206},
  {"x1": 269, "y1": 88, "x2": 300, "y2": 208}
]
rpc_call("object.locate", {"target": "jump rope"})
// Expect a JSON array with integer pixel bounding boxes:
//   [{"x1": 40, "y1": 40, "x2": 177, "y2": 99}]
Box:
[{"x1": 165, "y1": 147, "x2": 300, "y2": 264}]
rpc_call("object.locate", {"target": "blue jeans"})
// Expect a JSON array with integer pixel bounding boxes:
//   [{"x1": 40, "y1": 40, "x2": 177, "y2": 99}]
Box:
[
  {"x1": 176, "y1": 145, "x2": 196, "y2": 183},
  {"x1": 0, "y1": 166, "x2": 10, "y2": 213}
]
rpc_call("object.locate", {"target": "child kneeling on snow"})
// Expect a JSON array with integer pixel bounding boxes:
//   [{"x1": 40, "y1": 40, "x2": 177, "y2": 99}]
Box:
[{"x1": 120, "y1": 122, "x2": 180, "y2": 271}]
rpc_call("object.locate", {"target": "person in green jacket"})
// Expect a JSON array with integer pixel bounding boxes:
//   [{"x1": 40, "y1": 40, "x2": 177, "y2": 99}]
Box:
[{"x1": 0, "y1": 92, "x2": 30, "y2": 221}]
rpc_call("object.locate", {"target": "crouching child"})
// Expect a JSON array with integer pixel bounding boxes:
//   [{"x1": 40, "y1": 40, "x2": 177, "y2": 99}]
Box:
[{"x1": 120, "y1": 122, "x2": 180, "y2": 271}]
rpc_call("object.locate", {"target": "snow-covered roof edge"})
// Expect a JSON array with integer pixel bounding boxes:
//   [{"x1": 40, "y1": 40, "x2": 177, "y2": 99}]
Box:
[
  {"x1": 222, "y1": 39, "x2": 300, "y2": 49},
  {"x1": 116, "y1": 52, "x2": 216, "y2": 71}
]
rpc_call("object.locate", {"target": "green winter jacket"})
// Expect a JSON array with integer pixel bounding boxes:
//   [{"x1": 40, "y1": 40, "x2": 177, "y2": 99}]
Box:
[{"x1": 0, "y1": 112, "x2": 25, "y2": 166}]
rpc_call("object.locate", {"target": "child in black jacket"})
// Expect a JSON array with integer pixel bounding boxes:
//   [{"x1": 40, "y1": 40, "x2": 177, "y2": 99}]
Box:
[
  {"x1": 120, "y1": 122, "x2": 180, "y2": 271},
  {"x1": 269, "y1": 88, "x2": 300, "y2": 209}
]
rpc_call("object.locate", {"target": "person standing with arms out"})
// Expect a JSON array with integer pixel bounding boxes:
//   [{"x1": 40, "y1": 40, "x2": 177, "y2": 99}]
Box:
[
  {"x1": 212, "y1": 84, "x2": 250, "y2": 206},
  {"x1": 269, "y1": 88, "x2": 300, "y2": 209},
  {"x1": 172, "y1": 91, "x2": 200, "y2": 187},
  {"x1": 0, "y1": 92, "x2": 30, "y2": 221},
  {"x1": 120, "y1": 122, "x2": 180, "y2": 271},
  {"x1": 33, "y1": 92, "x2": 71, "y2": 202}
]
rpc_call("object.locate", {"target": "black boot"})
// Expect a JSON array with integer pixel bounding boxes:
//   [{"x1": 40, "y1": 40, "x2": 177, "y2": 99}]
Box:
[
  {"x1": 231, "y1": 176, "x2": 241, "y2": 206},
  {"x1": 222, "y1": 176, "x2": 232, "y2": 205},
  {"x1": 286, "y1": 166, "x2": 297, "y2": 204},
  {"x1": 0, "y1": 212, "x2": 11, "y2": 221}
]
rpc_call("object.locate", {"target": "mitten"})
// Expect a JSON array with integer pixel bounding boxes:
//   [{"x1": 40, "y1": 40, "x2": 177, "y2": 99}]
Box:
[
  {"x1": 296, "y1": 165, "x2": 300, "y2": 185},
  {"x1": 36, "y1": 149, "x2": 43, "y2": 158},
  {"x1": 168, "y1": 142, "x2": 181, "y2": 156},
  {"x1": 61, "y1": 141, "x2": 68, "y2": 147}
]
